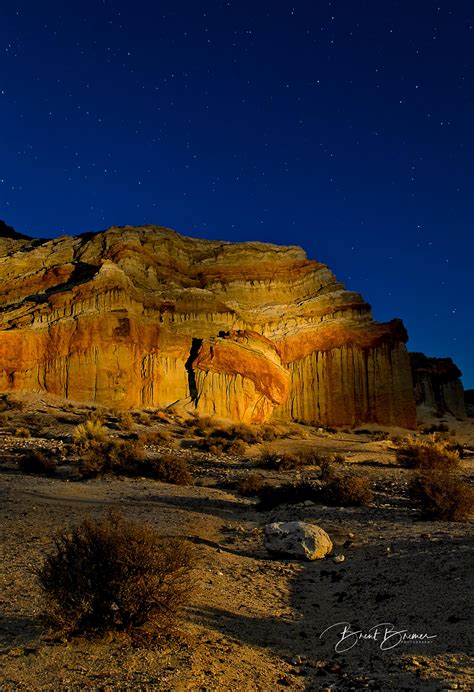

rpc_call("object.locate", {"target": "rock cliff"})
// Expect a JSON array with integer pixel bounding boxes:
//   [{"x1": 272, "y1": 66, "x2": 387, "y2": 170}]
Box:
[
  {"x1": 410, "y1": 352, "x2": 467, "y2": 419},
  {"x1": 0, "y1": 223, "x2": 416, "y2": 426}
]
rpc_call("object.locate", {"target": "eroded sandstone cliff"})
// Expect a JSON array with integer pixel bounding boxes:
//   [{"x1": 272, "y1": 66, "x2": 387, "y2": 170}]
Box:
[
  {"x1": 0, "y1": 223, "x2": 416, "y2": 426},
  {"x1": 410, "y1": 352, "x2": 466, "y2": 419}
]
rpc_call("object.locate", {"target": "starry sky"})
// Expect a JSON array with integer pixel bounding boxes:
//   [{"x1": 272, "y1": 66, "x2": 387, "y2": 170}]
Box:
[{"x1": 1, "y1": 1, "x2": 473, "y2": 386}]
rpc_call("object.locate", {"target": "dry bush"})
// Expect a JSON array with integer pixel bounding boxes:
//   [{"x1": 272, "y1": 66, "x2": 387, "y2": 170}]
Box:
[
  {"x1": 256, "y1": 472, "x2": 372, "y2": 510},
  {"x1": 321, "y1": 474, "x2": 373, "y2": 507},
  {"x1": 0, "y1": 394, "x2": 24, "y2": 412},
  {"x1": 85, "y1": 408, "x2": 108, "y2": 424},
  {"x1": 184, "y1": 415, "x2": 216, "y2": 435},
  {"x1": 237, "y1": 473, "x2": 269, "y2": 496},
  {"x1": 194, "y1": 436, "x2": 247, "y2": 455},
  {"x1": 18, "y1": 450, "x2": 56, "y2": 476},
  {"x1": 117, "y1": 411, "x2": 134, "y2": 430},
  {"x1": 0, "y1": 413, "x2": 11, "y2": 428},
  {"x1": 259, "y1": 447, "x2": 322, "y2": 471},
  {"x1": 73, "y1": 420, "x2": 109, "y2": 447},
  {"x1": 141, "y1": 428, "x2": 173, "y2": 445},
  {"x1": 36, "y1": 511, "x2": 194, "y2": 637},
  {"x1": 396, "y1": 437, "x2": 460, "y2": 470},
  {"x1": 409, "y1": 471, "x2": 473, "y2": 522},
  {"x1": 257, "y1": 482, "x2": 320, "y2": 511},
  {"x1": 133, "y1": 411, "x2": 153, "y2": 426},
  {"x1": 75, "y1": 439, "x2": 144, "y2": 478},
  {"x1": 422, "y1": 422, "x2": 450, "y2": 434},
  {"x1": 139, "y1": 454, "x2": 193, "y2": 485},
  {"x1": 14, "y1": 426, "x2": 31, "y2": 438}
]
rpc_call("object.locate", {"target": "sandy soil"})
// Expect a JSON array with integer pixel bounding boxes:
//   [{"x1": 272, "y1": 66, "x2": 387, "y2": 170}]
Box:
[{"x1": 0, "y1": 395, "x2": 473, "y2": 690}]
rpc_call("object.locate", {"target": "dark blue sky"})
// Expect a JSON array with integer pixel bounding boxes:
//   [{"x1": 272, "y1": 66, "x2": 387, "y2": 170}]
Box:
[{"x1": 1, "y1": 1, "x2": 473, "y2": 385}]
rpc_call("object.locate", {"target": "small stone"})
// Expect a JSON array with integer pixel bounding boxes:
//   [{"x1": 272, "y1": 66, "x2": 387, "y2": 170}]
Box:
[{"x1": 333, "y1": 554, "x2": 345, "y2": 563}]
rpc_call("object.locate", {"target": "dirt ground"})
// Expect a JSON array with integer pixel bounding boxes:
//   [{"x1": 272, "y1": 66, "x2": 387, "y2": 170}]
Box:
[{"x1": 0, "y1": 394, "x2": 473, "y2": 690}]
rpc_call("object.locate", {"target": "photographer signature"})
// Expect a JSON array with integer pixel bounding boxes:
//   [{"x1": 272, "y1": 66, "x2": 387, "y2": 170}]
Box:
[{"x1": 320, "y1": 622, "x2": 437, "y2": 652}]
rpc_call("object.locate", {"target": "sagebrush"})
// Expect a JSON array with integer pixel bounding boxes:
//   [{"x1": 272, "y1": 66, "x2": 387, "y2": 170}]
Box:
[{"x1": 37, "y1": 511, "x2": 194, "y2": 637}]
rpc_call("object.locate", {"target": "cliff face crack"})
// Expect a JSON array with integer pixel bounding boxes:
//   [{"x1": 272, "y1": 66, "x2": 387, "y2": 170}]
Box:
[{"x1": 185, "y1": 338, "x2": 203, "y2": 404}]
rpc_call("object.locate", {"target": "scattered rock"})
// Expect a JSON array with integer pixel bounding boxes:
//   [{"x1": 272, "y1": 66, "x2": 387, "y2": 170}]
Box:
[
  {"x1": 264, "y1": 521, "x2": 333, "y2": 560},
  {"x1": 333, "y1": 554, "x2": 345, "y2": 563}
]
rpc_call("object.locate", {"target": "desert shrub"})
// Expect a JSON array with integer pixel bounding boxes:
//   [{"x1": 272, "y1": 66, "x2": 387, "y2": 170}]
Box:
[
  {"x1": 0, "y1": 413, "x2": 11, "y2": 428},
  {"x1": 194, "y1": 436, "x2": 247, "y2": 455},
  {"x1": 256, "y1": 473, "x2": 372, "y2": 510},
  {"x1": 36, "y1": 511, "x2": 194, "y2": 637},
  {"x1": 259, "y1": 447, "x2": 322, "y2": 471},
  {"x1": 319, "y1": 456, "x2": 336, "y2": 482},
  {"x1": 396, "y1": 437, "x2": 460, "y2": 470},
  {"x1": 257, "y1": 482, "x2": 320, "y2": 511},
  {"x1": 140, "y1": 454, "x2": 193, "y2": 485},
  {"x1": 75, "y1": 439, "x2": 144, "y2": 478},
  {"x1": 141, "y1": 428, "x2": 173, "y2": 445},
  {"x1": 73, "y1": 420, "x2": 109, "y2": 447},
  {"x1": 0, "y1": 394, "x2": 24, "y2": 412},
  {"x1": 133, "y1": 411, "x2": 152, "y2": 426},
  {"x1": 226, "y1": 423, "x2": 261, "y2": 444},
  {"x1": 321, "y1": 474, "x2": 373, "y2": 507},
  {"x1": 237, "y1": 473, "x2": 269, "y2": 496},
  {"x1": 184, "y1": 415, "x2": 215, "y2": 434},
  {"x1": 18, "y1": 450, "x2": 56, "y2": 476},
  {"x1": 422, "y1": 423, "x2": 450, "y2": 434},
  {"x1": 14, "y1": 426, "x2": 31, "y2": 438},
  {"x1": 117, "y1": 411, "x2": 134, "y2": 430},
  {"x1": 409, "y1": 472, "x2": 474, "y2": 522},
  {"x1": 85, "y1": 408, "x2": 107, "y2": 424}
]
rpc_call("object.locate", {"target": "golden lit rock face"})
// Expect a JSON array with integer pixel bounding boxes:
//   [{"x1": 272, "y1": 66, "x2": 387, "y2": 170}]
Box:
[{"x1": 0, "y1": 224, "x2": 416, "y2": 426}]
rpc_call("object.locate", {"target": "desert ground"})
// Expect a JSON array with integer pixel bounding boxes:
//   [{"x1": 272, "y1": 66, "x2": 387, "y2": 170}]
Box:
[{"x1": 0, "y1": 393, "x2": 473, "y2": 691}]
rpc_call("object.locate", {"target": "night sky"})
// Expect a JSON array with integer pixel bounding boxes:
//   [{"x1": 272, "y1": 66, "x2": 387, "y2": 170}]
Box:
[{"x1": 1, "y1": 1, "x2": 473, "y2": 385}]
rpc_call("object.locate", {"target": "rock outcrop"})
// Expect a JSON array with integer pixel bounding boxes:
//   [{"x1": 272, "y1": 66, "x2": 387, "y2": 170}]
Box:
[
  {"x1": 465, "y1": 390, "x2": 474, "y2": 418},
  {"x1": 410, "y1": 352, "x2": 466, "y2": 419},
  {"x1": 0, "y1": 223, "x2": 417, "y2": 426}
]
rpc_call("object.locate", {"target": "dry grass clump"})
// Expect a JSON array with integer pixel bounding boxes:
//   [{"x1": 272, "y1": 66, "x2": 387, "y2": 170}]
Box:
[
  {"x1": 184, "y1": 416, "x2": 307, "y2": 449},
  {"x1": 259, "y1": 447, "x2": 325, "y2": 471},
  {"x1": 409, "y1": 472, "x2": 473, "y2": 522},
  {"x1": 237, "y1": 473, "x2": 269, "y2": 497},
  {"x1": 139, "y1": 454, "x2": 193, "y2": 486},
  {"x1": 116, "y1": 411, "x2": 134, "y2": 430},
  {"x1": 0, "y1": 394, "x2": 24, "y2": 412},
  {"x1": 140, "y1": 428, "x2": 173, "y2": 445},
  {"x1": 0, "y1": 413, "x2": 11, "y2": 428},
  {"x1": 396, "y1": 437, "x2": 460, "y2": 470},
  {"x1": 73, "y1": 420, "x2": 109, "y2": 447},
  {"x1": 133, "y1": 411, "x2": 153, "y2": 426},
  {"x1": 14, "y1": 426, "x2": 31, "y2": 438},
  {"x1": 36, "y1": 511, "x2": 194, "y2": 638},
  {"x1": 194, "y1": 436, "x2": 247, "y2": 455},
  {"x1": 18, "y1": 450, "x2": 56, "y2": 476}
]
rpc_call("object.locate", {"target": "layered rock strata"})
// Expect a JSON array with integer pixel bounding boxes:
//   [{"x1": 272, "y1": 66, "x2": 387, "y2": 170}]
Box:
[
  {"x1": 0, "y1": 223, "x2": 416, "y2": 426},
  {"x1": 410, "y1": 352, "x2": 466, "y2": 419}
]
